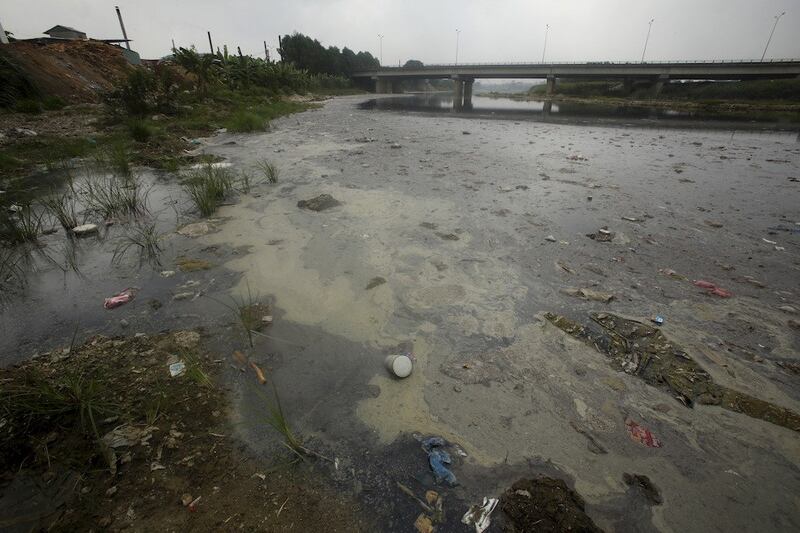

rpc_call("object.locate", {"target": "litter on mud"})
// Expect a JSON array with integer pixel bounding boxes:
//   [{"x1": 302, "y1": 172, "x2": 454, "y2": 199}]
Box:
[
  {"x1": 421, "y1": 436, "x2": 457, "y2": 486},
  {"x1": 625, "y1": 419, "x2": 663, "y2": 448},
  {"x1": 103, "y1": 288, "x2": 137, "y2": 309},
  {"x1": 693, "y1": 280, "x2": 733, "y2": 298},
  {"x1": 461, "y1": 497, "x2": 498, "y2": 533}
]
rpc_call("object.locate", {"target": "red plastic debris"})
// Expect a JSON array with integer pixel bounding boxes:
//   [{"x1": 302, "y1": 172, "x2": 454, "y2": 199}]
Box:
[
  {"x1": 625, "y1": 419, "x2": 662, "y2": 448},
  {"x1": 693, "y1": 280, "x2": 732, "y2": 298},
  {"x1": 103, "y1": 288, "x2": 137, "y2": 309}
]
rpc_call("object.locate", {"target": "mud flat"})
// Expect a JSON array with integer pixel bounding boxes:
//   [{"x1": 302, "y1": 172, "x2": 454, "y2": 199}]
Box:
[{"x1": 2, "y1": 94, "x2": 799, "y2": 531}]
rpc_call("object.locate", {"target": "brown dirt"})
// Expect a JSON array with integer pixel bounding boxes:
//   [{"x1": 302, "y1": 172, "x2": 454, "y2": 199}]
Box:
[
  {"x1": 0, "y1": 105, "x2": 104, "y2": 140},
  {"x1": 0, "y1": 332, "x2": 368, "y2": 532},
  {"x1": 0, "y1": 40, "x2": 132, "y2": 103},
  {"x1": 499, "y1": 477, "x2": 603, "y2": 533}
]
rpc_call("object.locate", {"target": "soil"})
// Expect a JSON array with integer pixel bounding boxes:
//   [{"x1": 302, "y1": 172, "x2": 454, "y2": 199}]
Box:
[
  {"x1": 0, "y1": 332, "x2": 367, "y2": 532},
  {"x1": 499, "y1": 477, "x2": 603, "y2": 532},
  {"x1": 0, "y1": 40, "x2": 132, "y2": 104}
]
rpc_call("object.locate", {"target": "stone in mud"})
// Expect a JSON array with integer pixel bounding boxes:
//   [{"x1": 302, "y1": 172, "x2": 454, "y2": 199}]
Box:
[
  {"x1": 435, "y1": 232, "x2": 460, "y2": 241},
  {"x1": 176, "y1": 258, "x2": 213, "y2": 272},
  {"x1": 544, "y1": 312, "x2": 800, "y2": 432},
  {"x1": 500, "y1": 477, "x2": 603, "y2": 533},
  {"x1": 297, "y1": 194, "x2": 340, "y2": 211},
  {"x1": 72, "y1": 223, "x2": 98, "y2": 236},
  {"x1": 562, "y1": 287, "x2": 615, "y2": 303},
  {"x1": 420, "y1": 222, "x2": 438, "y2": 230},
  {"x1": 177, "y1": 222, "x2": 213, "y2": 238},
  {"x1": 173, "y1": 331, "x2": 200, "y2": 349},
  {"x1": 365, "y1": 277, "x2": 386, "y2": 290},
  {"x1": 623, "y1": 473, "x2": 662, "y2": 505}
]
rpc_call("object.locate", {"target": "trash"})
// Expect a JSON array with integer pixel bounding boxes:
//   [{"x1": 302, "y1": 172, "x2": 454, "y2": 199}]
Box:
[
  {"x1": 425, "y1": 491, "x2": 439, "y2": 506},
  {"x1": 173, "y1": 292, "x2": 194, "y2": 301},
  {"x1": 366, "y1": 276, "x2": 387, "y2": 290},
  {"x1": 422, "y1": 436, "x2": 457, "y2": 486},
  {"x1": 249, "y1": 361, "x2": 267, "y2": 384},
  {"x1": 622, "y1": 473, "x2": 662, "y2": 505},
  {"x1": 104, "y1": 288, "x2": 137, "y2": 309},
  {"x1": 188, "y1": 496, "x2": 201, "y2": 511},
  {"x1": 297, "y1": 194, "x2": 341, "y2": 211},
  {"x1": 385, "y1": 354, "x2": 413, "y2": 378},
  {"x1": 659, "y1": 268, "x2": 685, "y2": 280},
  {"x1": 562, "y1": 287, "x2": 615, "y2": 303},
  {"x1": 72, "y1": 223, "x2": 98, "y2": 236},
  {"x1": 461, "y1": 497, "x2": 498, "y2": 533},
  {"x1": 500, "y1": 478, "x2": 602, "y2": 533},
  {"x1": 555, "y1": 261, "x2": 574, "y2": 274},
  {"x1": 181, "y1": 493, "x2": 193, "y2": 506},
  {"x1": 693, "y1": 280, "x2": 733, "y2": 298},
  {"x1": 586, "y1": 228, "x2": 614, "y2": 242},
  {"x1": 567, "y1": 154, "x2": 588, "y2": 161},
  {"x1": 396, "y1": 482, "x2": 434, "y2": 514},
  {"x1": 545, "y1": 235, "x2": 557, "y2": 242},
  {"x1": 651, "y1": 315, "x2": 665, "y2": 325},
  {"x1": 160, "y1": 270, "x2": 176, "y2": 277},
  {"x1": 705, "y1": 220, "x2": 724, "y2": 228},
  {"x1": 169, "y1": 362, "x2": 186, "y2": 377},
  {"x1": 177, "y1": 221, "x2": 213, "y2": 237},
  {"x1": 390, "y1": 143, "x2": 402, "y2": 149},
  {"x1": 621, "y1": 216, "x2": 642, "y2": 222},
  {"x1": 545, "y1": 311, "x2": 800, "y2": 432},
  {"x1": 414, "y1": 514, "x2": 434, "y2": 533},
  {"x1": 625, "y1": 419, "x2": 662, "y2": 448},
  {"x1": 762, "y1": 238, "x2": 777, "y2": 245}
]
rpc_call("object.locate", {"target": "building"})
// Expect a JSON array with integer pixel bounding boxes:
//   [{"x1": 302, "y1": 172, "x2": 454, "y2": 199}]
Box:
[{"x1": 43, "y1": 25, "x2": 87, "y2": 40}]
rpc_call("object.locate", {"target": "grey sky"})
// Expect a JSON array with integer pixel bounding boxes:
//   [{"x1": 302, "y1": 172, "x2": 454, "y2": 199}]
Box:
[{"x1": 2, "y1": 1, "x2": 798, "y2": 64}]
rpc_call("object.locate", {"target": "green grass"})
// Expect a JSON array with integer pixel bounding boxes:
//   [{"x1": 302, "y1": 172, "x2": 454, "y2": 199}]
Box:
[
  {"x1": 256, "y1": 159, "x2": 279, "y2": 183},
  {"x1": 183, "y1": 163, "x2": 234, "y2": 216},
  {"x1": 13, "y1": 98, "x2": 43, "y2": 114},
  {"x1": 81, "y1": 174, "x2": 148, "y2": 219},
  {"x1": 112, "y1": 222, "x2": 163, "y2": 268},
  {"x1": 128, "y1": 119, "x2": 154, "y2": 143},
  {"x1": 41, "y1": 188, "x2": 80, "y2": 231},
  {"x1": 227, "y1": 111, "x2": 266, "y2": 132}
]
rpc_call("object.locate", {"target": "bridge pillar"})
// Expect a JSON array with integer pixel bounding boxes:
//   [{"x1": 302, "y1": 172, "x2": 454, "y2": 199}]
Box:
[
  {"x1": 651, "y1": 74, "x2": 669, "y2": 97},
  {"x1": 452, "y1": 78, "x2": 464, "y2": 111},
  {"x1": 623, "y1": 78, "x2": 634, "y2": 94},
  {"x1": 375, "y1": 78, "x2": 391, "y2": 94},
  {"x1": 463, "y1": 79, "x2": 474, "y2": 109},
  {"x1": 542, "y1": 101, "x2": 552, "y2": 117},
  {"x1": 390, "y1": 80, "x2": 403, "y2": 94},
  {"x1": 546, "y1": 75, "x2": 556, "y2": 95}
]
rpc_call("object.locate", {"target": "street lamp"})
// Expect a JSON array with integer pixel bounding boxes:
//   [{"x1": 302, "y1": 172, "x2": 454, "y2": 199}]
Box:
[
  {"x1": 761, "y1": 11, "x2": 786, "y2": 61},
  {"x1": 542, "y1": 24, "x2": 550, "y2": 63},
  {"x1": 377, "y1": 34, "x2": 383, "y2": 66},
  {"x1": 641, "y1": 18, "x2": 654, "y2": 63},
  {"x1": 455, "y1": 29, "x2": 460, "y2": 65}
]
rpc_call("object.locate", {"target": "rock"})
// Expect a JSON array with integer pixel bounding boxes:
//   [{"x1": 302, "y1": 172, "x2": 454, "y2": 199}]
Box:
[
  {"x1": 262, "y1": 315, "x2": 273, "y2": 326},
  {"x1": 778, "y1": 305, "x2": 797, "y2": 314},
  {"x1": 562, "y1": 287, "x2": 615, "y2": 303},
  {"x1": 176, "y1": 258, "x2": 213, "y2": 272},
  {"x1": 177, "y1": 221, "x2": 213, "y2": 237},
  {"x1": 119, "y1": 319, "x2": 129, "y2": 328},
  {"x1": 8, "y1": 127, "x2": 38, "y2": 137},
  {"x1": 545, "y1": 235, "x2": 557, "y2": 242},
  {"x1": 297, "y1": 194, "x2": 341, "y2": 211},
  {"x1": 173, "y1": 330, "x2": 200, "y2": 348},
  {"x1": 365, "y1": 276, "x2": 386, "y2": 290},
  {"x1": 72, "y1": 223, "x2": 98, "y2": 236},
  {"x1": 106, "y1": 486, "x2": 118, "y2": 497},
  {"x1": 435, "y1": 232, "x2": 460, "y2": 241},
  {"x1": 181, "y1": 493, "x2": 193, "y2": 507},
  {"x1": 462, "y1": 131, "x2": 471, "y2": 135},
  {"x1": 173, "y1": 292, "x2": 194, "y2": 301},
  {"x1": 623, "y1": 473, "x2": 662, "y2": 505},
  {"x1": 390, "y1": 143, "x2": 402, "y2": 149},
  {"x1": 160, "y1": 270, "x2": 176, "y2": 278}
]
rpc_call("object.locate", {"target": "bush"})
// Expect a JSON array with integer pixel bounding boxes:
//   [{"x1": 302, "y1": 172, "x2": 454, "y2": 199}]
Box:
[
  {"x1": 42, "y1": 96, "x2": 66, "y2": 110},
  {"x1": 227, "y1": 111, "x2": 265, "y2": 132},
  {"x1": 14, "y1": 98, "x2": 42, "y2": 114},
  {"x1": 128, "y1": 119, "x2": 154, "y2": 143},
  {"x1": 117, "y1": 69, "x2": 157, "y2": 116}
]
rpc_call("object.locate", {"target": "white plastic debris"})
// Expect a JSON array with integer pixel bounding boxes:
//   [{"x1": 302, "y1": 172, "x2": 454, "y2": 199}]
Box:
[{"x1": 462, "y1": 497, "x2": 499, "y2": 533}]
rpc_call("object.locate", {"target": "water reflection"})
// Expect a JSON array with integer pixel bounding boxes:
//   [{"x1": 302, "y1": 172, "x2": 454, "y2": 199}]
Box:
[{"x1": 360, "y1": 94, "x2": 800, "y2": 130}]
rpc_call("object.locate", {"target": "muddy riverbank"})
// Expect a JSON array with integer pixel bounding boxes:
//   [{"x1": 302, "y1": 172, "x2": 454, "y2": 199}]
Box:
[{"x1": 2, "y1": 93, "x2": 799, "y2": 531}]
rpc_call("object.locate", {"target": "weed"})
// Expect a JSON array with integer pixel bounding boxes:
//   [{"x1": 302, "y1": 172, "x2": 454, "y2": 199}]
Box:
[
  {"x1": 209, "y1": 282, "x2": 264, "y2": 348},
  {"x1": 41, "y1": 190, "x2": 80, "y2": 231},
  {"x1": 253, "y1": 382, "x2": 304, "y2": 456},
  {"x1": 180, "y1": 350, "x2": 213, "y2": 387},
  {"x1": 227, "y1": 111, "x2": 265, "y2": 132},
  {"x1": 237, "y1": 170, "x2": 258, "y2": 193},
  {"x1": 256, "y1": 159, "x2": 279, "y2": 183},
  {"x1": 112, "y1": 222, "x2": 163, "y2": 268},
  {"x1": 14, "y1": 98, "x2": 42, "y2": 114},
  {"x1": 128, "y1": 119, "x2": 154, "y2": 143},
  {"x1": 81, "y1": 175, "x2": 148, "y2": 219},
  {"x1": 109, "y1": 143, "x2": 132, "y2": 178},
  {"x1": 183, "y1": 163, "x2": 234, "y2": 216},
  {"x1": 42, "y1": 96, "x2": 66, "y2": 111}
]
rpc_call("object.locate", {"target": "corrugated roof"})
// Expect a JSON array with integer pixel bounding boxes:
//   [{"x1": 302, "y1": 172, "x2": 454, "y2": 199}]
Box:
[{"x1": 43, "y1": 25, "x2": 85, "y2": 34}]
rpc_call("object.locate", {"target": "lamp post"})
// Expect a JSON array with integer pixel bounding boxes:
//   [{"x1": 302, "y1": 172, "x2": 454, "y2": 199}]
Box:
[
  {"x1": 455, "y1": 29, "x2": 460, "y2": 65},
  {"x1": 641, "y1": 18, "x2": 654, "y2": 63},
  {"x1": 761, "y1": 11, "x2": 786, "y2": 61},
  {"x1": 377, "y1": 34, "x2": 383, "y2": 66},
  {"x1": 542, "y1": 24, "x2": 550, "y2": 63}
]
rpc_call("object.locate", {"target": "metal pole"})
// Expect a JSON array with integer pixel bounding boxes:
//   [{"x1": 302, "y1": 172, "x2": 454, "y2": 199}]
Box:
[
  {"x1": 264, "y1": 41, "x2": 269, "y2": 61},
  {"x1": 171, "y1": 38, "x2": 176, "y2": 52},
  {"x1": 114, "y1": 6, "x2": 131, "y2": 50},
  {"x1": 455, "y1": 29, "x2": 460, "y2": 65},
  {"x1": 641, "y1": 18, "x2": 654, "y2": 63},
  {"x1": 377, "y1": 34, "x2": 383, "y2": 66},
  {"x1": 761, "y1": 11, "x2": 786, "y2": 61},
  {"x1": 207, "y1": 31, "x2": 214, "y2": 55},
  {"x1": 542, "y1": 24, "x2": 549, "y2": 63}
]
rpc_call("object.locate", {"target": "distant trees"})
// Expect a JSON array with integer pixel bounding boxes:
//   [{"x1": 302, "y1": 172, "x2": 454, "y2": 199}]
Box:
[{"x1": 278, "y1": 33, "x2": 378, "y2": 76}]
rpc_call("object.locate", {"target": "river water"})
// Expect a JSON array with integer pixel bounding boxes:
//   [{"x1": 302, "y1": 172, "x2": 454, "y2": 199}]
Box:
[{"x1": 2, "y1": 94, "x2": 799, "y2": 532}]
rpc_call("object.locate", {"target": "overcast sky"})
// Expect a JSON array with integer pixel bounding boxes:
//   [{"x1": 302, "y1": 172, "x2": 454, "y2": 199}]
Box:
[{"x1": 3, "y1": 1, "x2": 798, "y2": 65}]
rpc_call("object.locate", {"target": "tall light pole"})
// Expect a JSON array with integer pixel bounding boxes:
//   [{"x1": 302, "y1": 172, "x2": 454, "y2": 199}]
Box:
[
  {"x1": 641, "y1": 18, "x2": 654, "y2": 63},
  {"x1": 377, "y1": 34, "x2": 384, "y2": 66},
  {"x1": 541, "y1": 24, "x2": 550, "y2": 63},
  {"x1": 761, "y1": 11, "x2": 786, "y2": 61},
  {"x1": 455, "y1": 29, "x2": 460, "y2": 65}
]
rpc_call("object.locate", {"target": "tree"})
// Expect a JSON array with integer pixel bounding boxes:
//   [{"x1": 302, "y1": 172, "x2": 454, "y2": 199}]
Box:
[
  {"x1": 278, "y1": 33, "x2": 378, "y2": 77},
  {"x1": 173, "y1": 47, "x2": 219, "y2": 95}
]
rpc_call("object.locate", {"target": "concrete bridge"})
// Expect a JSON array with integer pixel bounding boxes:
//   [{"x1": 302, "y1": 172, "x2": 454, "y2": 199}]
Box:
[{"x1": 352, "y1": 59, "x2": 800, "y2": 109}]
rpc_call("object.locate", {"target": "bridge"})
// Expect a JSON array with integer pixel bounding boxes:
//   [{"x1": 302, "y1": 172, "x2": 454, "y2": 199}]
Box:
[{"x1": 352, "y1": 59, "x2": 800, "y2": 109}]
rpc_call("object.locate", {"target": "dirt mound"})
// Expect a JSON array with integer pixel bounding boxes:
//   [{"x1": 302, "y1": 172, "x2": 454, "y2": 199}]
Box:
[
  {"x1": 500, "y1": 477, "x2": 603, "y2": 532},
  {"x1": 0, "y1": 40, "x2": 132, "y2": 103}
]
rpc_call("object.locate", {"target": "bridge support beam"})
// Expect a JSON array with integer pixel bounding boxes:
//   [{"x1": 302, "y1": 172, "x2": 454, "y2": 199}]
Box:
[
  {"x1": 374, "y1": 78, "x2": 391, "y2": 94},
  {"x1": 546, "y1": 75, "x2": 556, "y2": 95},
  {"x1": 452, "y1": 78, "x2": 464, "y2": 111},
  {"x1": 391, "y1": 80, "x2": 403, "y2": 94},
  {"x1": 651, "y1": 74, "x2": 669, "y2": 97},
  {"x1": 463, "y1": 79, "x2": 474, "y2": 109},
  {"x1": 623, "y1": 78, "x2": 633, "y2": 94}
]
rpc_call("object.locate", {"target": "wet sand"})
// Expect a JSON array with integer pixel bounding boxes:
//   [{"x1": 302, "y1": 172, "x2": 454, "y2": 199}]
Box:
[{"x1": 195, "y1": 96, "x2": 800, "y2": 532}]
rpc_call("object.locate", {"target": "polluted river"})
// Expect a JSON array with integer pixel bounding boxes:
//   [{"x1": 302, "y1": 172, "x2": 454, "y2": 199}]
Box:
[{"x1": 2, "y1": 94, "x2": 800, "y2": 532}]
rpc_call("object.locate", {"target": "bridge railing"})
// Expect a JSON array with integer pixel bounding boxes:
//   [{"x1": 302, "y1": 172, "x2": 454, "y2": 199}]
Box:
[{"x1": 354, "y1": 58, "x2": 800, "y2": 74}]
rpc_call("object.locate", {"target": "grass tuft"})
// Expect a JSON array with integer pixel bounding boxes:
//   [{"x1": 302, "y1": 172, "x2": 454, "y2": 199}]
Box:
[
  {"x1": 183, "y1": 163, "x2": 234, "y2": 217},
  {"x1": 112, "y1": 222, "x2": 163, "y2": 268},
  {"x1": 256, "y1": 159, "x2": 279, "y2": 183}
]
